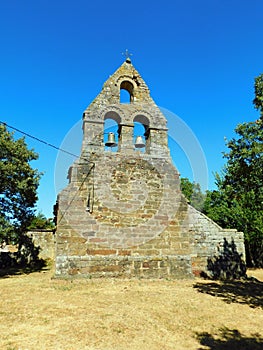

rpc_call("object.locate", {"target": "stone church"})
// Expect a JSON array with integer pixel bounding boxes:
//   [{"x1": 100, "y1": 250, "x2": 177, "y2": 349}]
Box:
[{"x1": 55, "y1": 57, "x2": 245, "y2": 278}]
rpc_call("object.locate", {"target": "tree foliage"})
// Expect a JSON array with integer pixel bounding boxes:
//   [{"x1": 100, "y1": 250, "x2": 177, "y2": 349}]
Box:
[
  {"x1": 253, "y1": 73, "x2": 263, "y2": 116},
  {"x1": 204, "y1": 74, "x2": 263, "y2": 267},
  {"x1": 0, "y1": 124, "x2": 41, "y2": 244},
  {"x1": 27, "y1": 212, "x2": 55, "y2": 230},
  {"x1": 180, "y1": 177, "x2": 205, "y2": 212}
]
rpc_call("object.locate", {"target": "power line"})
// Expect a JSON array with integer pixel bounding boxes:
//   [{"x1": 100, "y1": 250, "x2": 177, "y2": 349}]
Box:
[
  {"x1": 1, "y1": 121, "x2": 98, "y2": 222},
  {"x1": 0, "y1": 120, "x2": 94, "y2": 165}
]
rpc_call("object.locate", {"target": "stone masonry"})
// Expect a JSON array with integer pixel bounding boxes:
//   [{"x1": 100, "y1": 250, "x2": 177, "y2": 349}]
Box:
[
  {"x1": 27, "y1": 230, "x2": 55, "y2": 261},
  {"x1": 55, "y1": 58, "x2": 245, "y2": 278}
]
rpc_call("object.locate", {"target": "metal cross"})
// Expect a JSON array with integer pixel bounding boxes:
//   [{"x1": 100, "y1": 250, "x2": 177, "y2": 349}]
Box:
[{"x1": 122, "y1": 49, "x2": 133, "y2": 60}]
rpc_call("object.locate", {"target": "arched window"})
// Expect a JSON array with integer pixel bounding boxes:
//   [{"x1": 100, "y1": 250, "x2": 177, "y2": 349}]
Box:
[
  {"x1": 104, "y1": 111, "x2": 121, "y2": 152},
  {"x1": 120, "y1": 81, "x2": 134, "y2": 103},
  {"x1": 120, "y1": 89, "x2": 130, "y2": 103},
  {"x1": 133, "y1": 115, "x2": 150, "y2": 153}
]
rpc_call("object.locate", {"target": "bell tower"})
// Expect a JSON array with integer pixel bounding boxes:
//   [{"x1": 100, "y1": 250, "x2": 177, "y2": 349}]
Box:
[
  {"x1": 55, "y1": 57, "x2": 246, "y2": 279},
  {"x1": 81, "y1": 56, "x2": 170, "y2": 158}
]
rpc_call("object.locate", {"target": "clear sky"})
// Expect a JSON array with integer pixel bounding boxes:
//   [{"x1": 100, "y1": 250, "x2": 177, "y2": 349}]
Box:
[{"x1": 0, "y1": 0, "x2": 262, "y2": 218}]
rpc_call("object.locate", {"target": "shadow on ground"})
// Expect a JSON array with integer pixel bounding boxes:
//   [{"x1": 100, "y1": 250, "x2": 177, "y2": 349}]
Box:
[
  {"x1": 0, "y1": 261, "x2": 48, "y2": 278},
  {"x1": 196, "y1": 328, "x2": 263, "y2": 350},
  {"x1": 193, "y1": 278, "x2": 263, "y2": 309}
]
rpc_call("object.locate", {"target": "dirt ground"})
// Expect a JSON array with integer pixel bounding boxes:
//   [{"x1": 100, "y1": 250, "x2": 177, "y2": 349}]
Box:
[{"x1": 0, "y1": 266, "x2": 262, "y2": 350}]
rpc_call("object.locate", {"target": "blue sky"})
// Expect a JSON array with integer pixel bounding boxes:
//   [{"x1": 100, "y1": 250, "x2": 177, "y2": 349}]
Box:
[{"x1": 0, "y1": 0, "x2": 262, "y2": 217}]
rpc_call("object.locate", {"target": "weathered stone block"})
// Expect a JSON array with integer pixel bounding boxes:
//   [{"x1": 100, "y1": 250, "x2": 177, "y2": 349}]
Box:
[{"x1": 87, "y1": 249, "x2": 117, "y2": 255}]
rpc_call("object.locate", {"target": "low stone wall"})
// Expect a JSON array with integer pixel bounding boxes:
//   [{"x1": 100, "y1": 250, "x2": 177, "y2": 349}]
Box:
[
  {"x1": 188, "y1": 205, "x2": 246, "y2": 276},
  {"x1": 27, "y1": 230, "x2": 55, "y2": 260}
]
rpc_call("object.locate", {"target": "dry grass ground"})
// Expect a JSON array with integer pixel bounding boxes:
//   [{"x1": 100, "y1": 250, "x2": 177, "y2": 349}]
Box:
[{"x1": 0, "y1": 266, "x2": 262, "y2": 350}]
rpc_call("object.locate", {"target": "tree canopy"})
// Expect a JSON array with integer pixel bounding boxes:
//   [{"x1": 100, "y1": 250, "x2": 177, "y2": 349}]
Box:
[
  {"x1": 253, "y1": 73, "x2": 263, "y2": 117},
  {"x1": 204, "y1": 73, "x2": 263, "y2": 267},
  {"x1": 180, "y1": 177, "x2": 205, "y2": 212},
  {"x1": 27, "y1": 212, "x2": 55, "y2": 230},
  {"x1": 0, "y1": 124, "x2": 41, "y2": 244}
]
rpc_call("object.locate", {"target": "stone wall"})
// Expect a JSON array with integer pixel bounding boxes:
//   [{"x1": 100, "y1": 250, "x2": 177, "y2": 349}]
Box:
[
  {"x1": 55, "y1": 151, "x2": 194, "y2": 278},
  {"x1": 188, "y1": 205, "x2": 245, "y2": 276},
  {"x1": 27, "y1": 230, "x2": 55, "y2": 260},
  {"x1": 55, "y1": 58, "x2": 246, "y2": 279},
  {"x1": 56, "y1": 255, "x2": 192, "y2": 279}
]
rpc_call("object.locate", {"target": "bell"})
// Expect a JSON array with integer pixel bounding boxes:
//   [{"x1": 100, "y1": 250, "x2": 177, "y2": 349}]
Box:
[
  {"x1": 105, "y1": 132, "x2": 117, "y2": 147},
  {"x1": 134, "y1": 136, "x2": 145, "y2": 148}
]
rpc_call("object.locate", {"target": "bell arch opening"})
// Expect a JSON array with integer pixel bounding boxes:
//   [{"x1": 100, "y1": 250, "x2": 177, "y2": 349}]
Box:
[
  {"x1": 104, "y1": 111, "x2": 121, "y2": 152},
  {"x1": 133, "y1": 114, "x2": 150, "y2": 128},
  {"x1": 120, "y1": 80, "x2": 134, "y2": 103},
  {"x1": 133, "y1": 115, "x2": 149, "y2": 153}
]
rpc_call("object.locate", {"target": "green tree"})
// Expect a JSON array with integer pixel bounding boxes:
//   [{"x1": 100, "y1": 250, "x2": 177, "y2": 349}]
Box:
[
  {"x1": 27, "y1": 212, "x2": 55, "y2": 230},
  {"x1": 253, "y1": 73, "x2": 263, "y2": 117},
  {"x1": 180, "y1": 177, "x2": 205, "y2": 212},
  {"x1": 0, "y1": 124, "x2": 41, "y2": 244},
  {"x1": 204, "y1": 74, "x2": 263, "y2": 267},
  {"x1": 180, "y1": 177, "x2": 194, "y2": 201}
]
